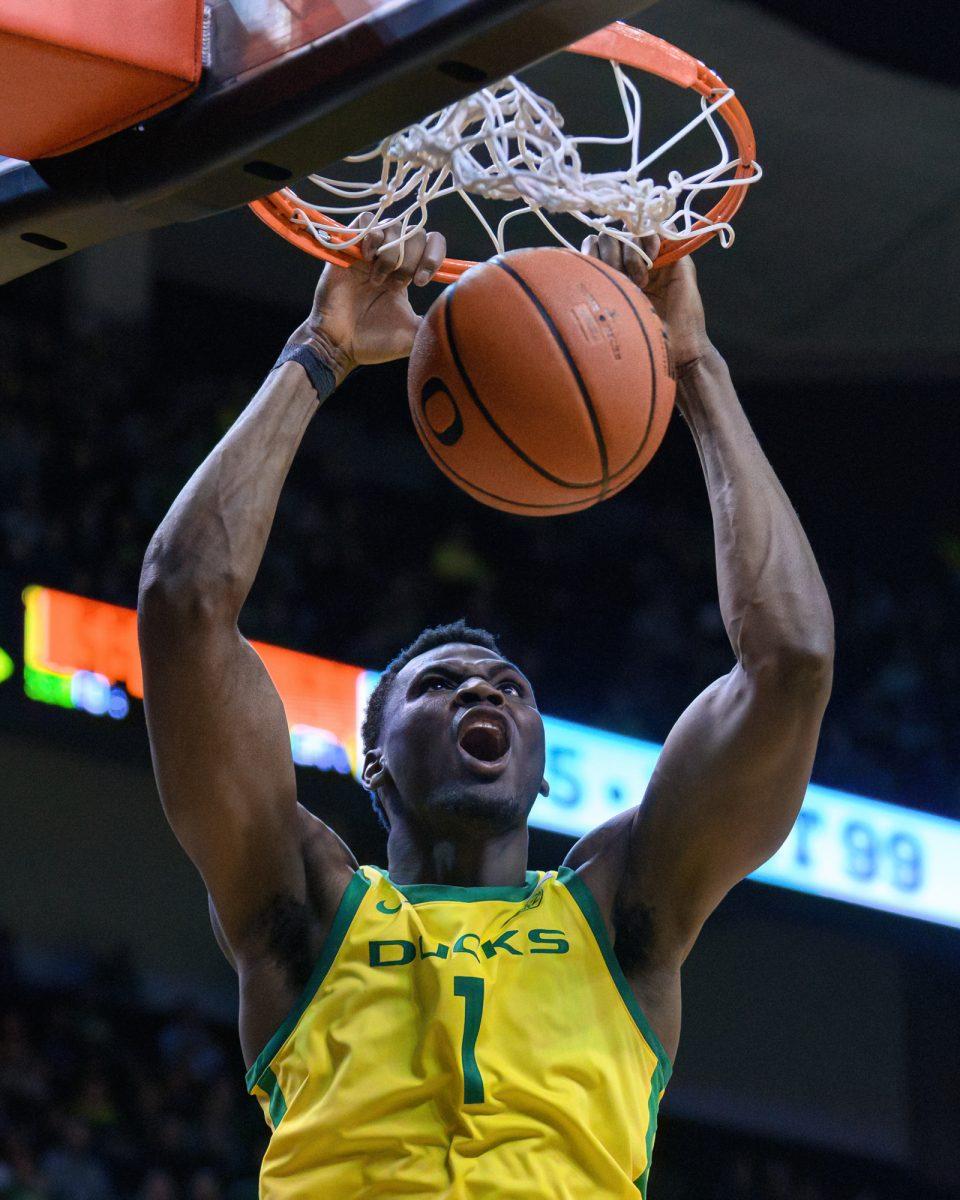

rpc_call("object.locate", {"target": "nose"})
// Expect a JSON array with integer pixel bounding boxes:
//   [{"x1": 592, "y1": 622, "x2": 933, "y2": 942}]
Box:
[{"x1": 455, "y1": 677, "x2": 504, "y2": 707}]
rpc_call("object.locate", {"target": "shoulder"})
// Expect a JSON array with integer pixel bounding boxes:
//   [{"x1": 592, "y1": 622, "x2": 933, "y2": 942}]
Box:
[
  {"x1": 297, "y1": 805, "x2": 361, "y2": 947},
  {"x1": 230, "y1": 812, "x2": 360, "y2": 1069},
  {"x1": 211, "y1": 806, "x2": 359, "y2": 981},
  {"x1": 561, "y1": 811, "x2": 630, "y2": 938},
  {"x1": 298, "y1": 806, "x2": 359, "y2": 885},
  {"x1": 561, "y1": 811, "x2": 663, "y2": 975}
]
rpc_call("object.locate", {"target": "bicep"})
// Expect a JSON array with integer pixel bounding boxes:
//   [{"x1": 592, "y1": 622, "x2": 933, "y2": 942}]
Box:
[
  {"x1": 139, "y1": 602, "x2": 304, "y2": 946},
  {"x1": 575, "y1": 660, "x2": 831, "y2": 966}
]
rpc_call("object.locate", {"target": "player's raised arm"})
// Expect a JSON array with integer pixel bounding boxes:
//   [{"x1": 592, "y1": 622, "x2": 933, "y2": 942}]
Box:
[
  {"x1": 567, "y1": 235, "x2": 834, "y2": 972},
  {"x1": 137, "y1": 220, "x2": 446, "y2": 964}
]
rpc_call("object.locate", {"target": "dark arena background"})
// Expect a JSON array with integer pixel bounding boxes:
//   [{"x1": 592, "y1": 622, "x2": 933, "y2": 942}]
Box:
[{"x1": 2, "y1": 1, "x2": 960, "y2": 1197}]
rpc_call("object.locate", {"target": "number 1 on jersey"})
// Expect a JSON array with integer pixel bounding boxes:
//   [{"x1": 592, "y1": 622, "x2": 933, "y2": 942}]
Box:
[{"x1": 453, "y1": 976, "x2": 485, "y2": 1104}]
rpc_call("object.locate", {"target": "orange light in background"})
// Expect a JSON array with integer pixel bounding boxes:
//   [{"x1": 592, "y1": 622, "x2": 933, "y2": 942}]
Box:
[
  {"x1": 252, "y1": 640, "x2": 363, "y2": 771},
  {"x1": 22, "y1": 586, "x2": 365, "y2": 772},
  {"x1": 25, "y1": 585, "x2": 143, "y2": 694}
]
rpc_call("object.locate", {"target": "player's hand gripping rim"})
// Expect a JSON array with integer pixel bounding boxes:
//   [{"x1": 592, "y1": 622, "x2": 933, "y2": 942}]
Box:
[
  {"x1": 286, "y1": 214, "x2": 448, "y2": 382},
  {"x1": 581, "y1": 231, "x2": 714, "y2": 377}
]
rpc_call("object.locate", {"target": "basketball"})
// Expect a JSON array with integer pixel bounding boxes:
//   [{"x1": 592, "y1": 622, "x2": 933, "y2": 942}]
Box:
[{"x1": 407, "y1": 246, "x2": 675, "y2": 516}]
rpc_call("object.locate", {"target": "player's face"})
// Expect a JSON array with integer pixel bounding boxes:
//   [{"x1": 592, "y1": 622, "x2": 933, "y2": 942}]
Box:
[{"x1": 374, "y1": 643, "x2": 548, "y2": 832}]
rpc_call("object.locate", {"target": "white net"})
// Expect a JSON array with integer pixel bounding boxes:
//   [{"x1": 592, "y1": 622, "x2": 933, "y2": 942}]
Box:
[{"x1": 280, "y1": 60, "x2": 761, "y2": 266}]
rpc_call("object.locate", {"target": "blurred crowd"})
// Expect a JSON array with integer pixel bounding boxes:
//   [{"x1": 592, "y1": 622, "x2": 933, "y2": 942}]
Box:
[
  {"x1": 0, "y1": 932, "x2": 262, "y2": 1200},
  {"x1": 653, "y1": 1144, "x2": 920, "y2": 1200},
  {"x1": 1, "y1": 308, "x2": 958, "y2": 816},
  {"x1": 0, "y1": 932, "x2": 940, "y2": 1200}
]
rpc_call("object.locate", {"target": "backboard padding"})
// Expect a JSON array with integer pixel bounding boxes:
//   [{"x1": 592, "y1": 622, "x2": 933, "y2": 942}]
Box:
[{"x1": 0, "y1": 0, "x2": 660, "y2": 284}]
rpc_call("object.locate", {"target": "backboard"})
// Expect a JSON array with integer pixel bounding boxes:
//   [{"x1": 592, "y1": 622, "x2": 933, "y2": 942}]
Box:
[{"x1": 0, "y1": 0, "x2": 657, "y2": 285}]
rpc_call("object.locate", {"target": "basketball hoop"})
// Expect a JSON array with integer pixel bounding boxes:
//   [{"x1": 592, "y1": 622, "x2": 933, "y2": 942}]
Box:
[{"x1": 249, "y1": 23, "x2": 760, "y2": 280}]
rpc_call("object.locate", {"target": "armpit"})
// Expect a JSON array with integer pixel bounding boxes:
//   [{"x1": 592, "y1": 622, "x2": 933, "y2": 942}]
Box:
[
  {"x1": 248, "y1": 892, "x2": 315, "y2": 991},
  {"x1": 611, "y1": 892, "x2": 658, "y2": 976}
]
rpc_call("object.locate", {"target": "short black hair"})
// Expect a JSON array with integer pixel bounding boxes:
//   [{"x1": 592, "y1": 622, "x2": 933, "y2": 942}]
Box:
[{"x1": 361, "y1": 620, "x2": 504, "y2": 831}]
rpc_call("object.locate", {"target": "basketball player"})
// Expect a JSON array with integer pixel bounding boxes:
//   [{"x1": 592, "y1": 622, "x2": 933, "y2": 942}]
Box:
[{"x1": 138, "y1": 220, "x2": 834, "y2": 1197}]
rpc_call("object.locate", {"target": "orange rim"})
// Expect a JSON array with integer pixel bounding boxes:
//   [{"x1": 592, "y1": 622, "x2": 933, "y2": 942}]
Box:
[{"x1": 248, "y1": 23, "x2": 758, "y2": 277}]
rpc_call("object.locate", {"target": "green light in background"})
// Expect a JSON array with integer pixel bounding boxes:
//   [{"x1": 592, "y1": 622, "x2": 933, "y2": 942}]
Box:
[
  {"x1": 0, "y1": 647, "x2": 13, "y2": 685},
  {"x1": 24, "y1": 665, "x2": 74, "y2": 709}
]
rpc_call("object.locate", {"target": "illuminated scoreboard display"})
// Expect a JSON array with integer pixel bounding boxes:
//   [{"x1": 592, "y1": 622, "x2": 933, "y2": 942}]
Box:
[{"x1": 20, "y1": 586, "x2": 960, "y2": 932}]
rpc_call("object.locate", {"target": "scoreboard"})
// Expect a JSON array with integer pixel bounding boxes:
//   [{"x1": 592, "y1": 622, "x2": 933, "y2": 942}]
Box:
[{"x1": 17, "y1": 585, "x2": 960, "y2": 931}]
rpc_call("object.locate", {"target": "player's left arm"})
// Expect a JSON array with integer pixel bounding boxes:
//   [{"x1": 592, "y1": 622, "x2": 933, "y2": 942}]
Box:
[{"x1": 567, "y1": 236, "x2": 835, "y2": 969}]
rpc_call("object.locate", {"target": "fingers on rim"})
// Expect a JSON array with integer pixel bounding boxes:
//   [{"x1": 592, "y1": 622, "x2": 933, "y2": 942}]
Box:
[
  {"x1": 358, "y1": 220, "x2": 447, "y2": 285},
  {"x1": 596, "y1": 233, "x2": 623, "y2": 270},
  {"x1": 414, "y1": 230, "x2": 447, "y2": 286},
  {"x1": 622, "y1": 239, "x2": 645, "y2": 272},
  {"x1": 359, "y1": 217, "x2": 385, "y2": 262},
  {"x1": 393, "y1": 227, "x2": 428, "y2": 284},
  {"x1": 639, "y1": 232, "x2": 661, "y2": 264},
  {"x1": 371, "y1": 222, "x2": 405, "y2": 279},
  {"x1": 623, "y1": 237, "x2": 655, "y2": 286}
]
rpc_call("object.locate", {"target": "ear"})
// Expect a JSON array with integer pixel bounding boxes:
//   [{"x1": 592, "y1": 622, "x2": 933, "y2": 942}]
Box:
[
  {"x1": 362, "y1": 748, "x2": 389, "y2": 792},
  {"x1": 539, "y1": 776, "x2": 550, "y2": 798}
]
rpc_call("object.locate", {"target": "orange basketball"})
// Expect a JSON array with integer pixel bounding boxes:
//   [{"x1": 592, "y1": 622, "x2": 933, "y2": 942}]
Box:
[{"x1": 407, "y1": 246, "x2": 675, "y2": 516}]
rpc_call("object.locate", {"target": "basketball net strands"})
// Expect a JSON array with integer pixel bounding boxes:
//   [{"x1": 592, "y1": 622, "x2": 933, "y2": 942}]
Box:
[{"x1": 250, "y1": 23, "x2": 761, "y2": 281}]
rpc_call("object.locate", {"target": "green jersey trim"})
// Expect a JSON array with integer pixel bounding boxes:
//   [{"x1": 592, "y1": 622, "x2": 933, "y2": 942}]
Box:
[
  {"x1": 257, "y1": 1065, "x2": 288, "y2": 1130},
  {"x1": 636, "y1": 1072, "x2": 662, "y2": 1197},
  {"x1": 633, "y1": 1069, "x2": 664, "y2": 1196},
  {"x1": 557, "y1": 866, "x2": 673, "y2": 1088},
  {"x1": 373, "y1": 866, "x2": 544, "y2": 905},
  {"x1": 244, "y1": 868, "x2": 371, "y2": 1094}
]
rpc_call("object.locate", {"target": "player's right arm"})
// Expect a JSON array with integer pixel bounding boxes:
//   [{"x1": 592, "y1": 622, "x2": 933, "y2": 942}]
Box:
[{"x1": 138, "y1": 221, "x2": 446, "y2": 965}]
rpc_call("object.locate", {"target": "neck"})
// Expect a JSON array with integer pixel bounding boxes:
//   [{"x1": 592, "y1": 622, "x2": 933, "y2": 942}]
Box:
[{"x1": 385, "y1": 823, "x2": 530, "y2": 888}]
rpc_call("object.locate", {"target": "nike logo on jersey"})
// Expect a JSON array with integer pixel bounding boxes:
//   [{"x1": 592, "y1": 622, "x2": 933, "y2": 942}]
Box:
[{"x1": 376, "y1": 899, "x2": 403, "y2": 915}]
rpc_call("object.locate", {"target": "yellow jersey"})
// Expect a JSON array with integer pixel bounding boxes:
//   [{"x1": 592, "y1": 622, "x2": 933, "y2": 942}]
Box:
[{"x1": 247, "y1": 864, "x2": 671, "y2": 1198}]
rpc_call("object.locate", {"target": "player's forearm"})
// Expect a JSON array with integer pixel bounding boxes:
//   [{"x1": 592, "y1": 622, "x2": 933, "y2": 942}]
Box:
[
  {"x1": 139, "y1": 361, "x2": 328, "y2": 622},
  {"x1": 677, "y1": 347, "x2": 834, "y2": 675}
]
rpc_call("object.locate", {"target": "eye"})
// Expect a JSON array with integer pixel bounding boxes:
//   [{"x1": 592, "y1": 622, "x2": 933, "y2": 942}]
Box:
[
  {"x1": 422, "y1": 676, "x2": 451, "y2": 691},
  {"x1": 500, "y1": 680, "x2": 523, "y2": 696}
]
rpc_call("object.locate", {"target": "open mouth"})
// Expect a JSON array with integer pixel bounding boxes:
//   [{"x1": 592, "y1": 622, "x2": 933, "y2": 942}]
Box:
[{"x1": 455, "y1": 711, "x2": 510, "y2": 764}]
